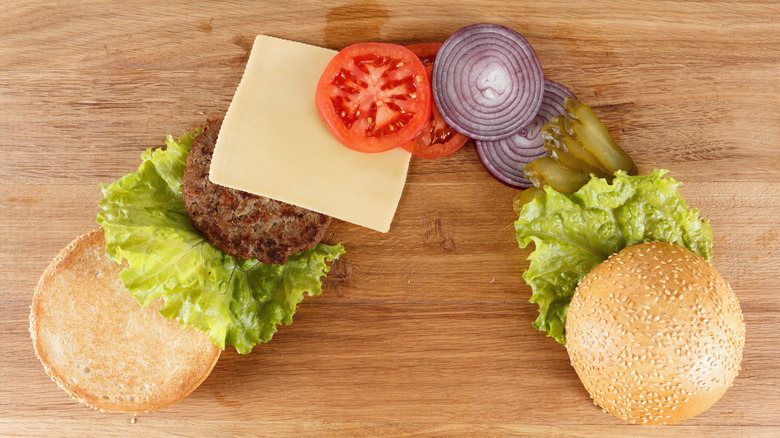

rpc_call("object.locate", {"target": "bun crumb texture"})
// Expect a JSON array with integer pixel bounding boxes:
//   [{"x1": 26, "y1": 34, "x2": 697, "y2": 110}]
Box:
[
  {"x1": 565, "y1": 241, "x2": 745, "y2": 425},
  {"x1": 29, "y1": 229, "x2": 221, "y2": 413}
]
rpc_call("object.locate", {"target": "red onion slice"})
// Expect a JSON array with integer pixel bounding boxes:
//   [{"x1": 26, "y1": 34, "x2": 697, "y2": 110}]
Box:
[
  {"x1": 432, "y1": 23, "x2": 545, "y2": 141},
  {"x1": 475, "y1": 80, "x2": 575, "y2": 188}
]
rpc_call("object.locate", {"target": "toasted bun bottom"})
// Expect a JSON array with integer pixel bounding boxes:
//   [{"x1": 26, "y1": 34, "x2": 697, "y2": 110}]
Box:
[
  {"x1": 565, "y1": 241, "x2": 744, "y2": 425},
  {"x1": 30, "y1": 229, "x2": 221, "y2": 413}
]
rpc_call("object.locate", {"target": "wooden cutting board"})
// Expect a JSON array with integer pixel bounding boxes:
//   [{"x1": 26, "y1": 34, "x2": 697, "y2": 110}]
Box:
[{"x1": 2, "y1": 1, "x2": 778, "y2": 436}]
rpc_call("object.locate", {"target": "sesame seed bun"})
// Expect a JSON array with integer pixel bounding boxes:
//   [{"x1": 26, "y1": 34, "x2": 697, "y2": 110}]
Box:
[
  {"x1": 565, "y1": 241, "x2": 745, "y2": 425},
  {"x1": 30, "y1": 229, "x2": 221, "y2": 413}
]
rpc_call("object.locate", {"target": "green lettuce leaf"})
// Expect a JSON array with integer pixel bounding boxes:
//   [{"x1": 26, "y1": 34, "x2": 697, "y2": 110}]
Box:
[
  {"x1": 97, "y1": 132, "x2": 345, "y2": 354},
  {"x1": 514, "y1": 169, "x2": 712, "y2": 344}
]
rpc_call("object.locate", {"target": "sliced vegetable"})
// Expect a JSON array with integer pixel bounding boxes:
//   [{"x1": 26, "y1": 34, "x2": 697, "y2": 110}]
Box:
[
  {"x1": 401, "y1": 43, "x2": 469, "y2": 159},
  {"x1": 540, "y1": 97, "x2": 636, "y2": 177},
  {"x1": 475, "y1": 80, "x2": 573, "y2": 188},
  {"x1": 515, "y1": 169, "x2": 714, "y2": 344},
  {"x1": 544, "y1": 138, "x2": 610, "y2": 178},
  {"x1": 97, "y1": 132, "x2": 345, "y2": 354},
  {"x1": 564, "y1": 97, "x2": 638, "y2": 175},
  {"x1": 316, "y1": 42, "x2": 432, "y2": 153},
  {"x1": 432, "y1": 23, "x2": 545, "y2": 141},
  {"x1": 512, "y1": 186, "x2": 544, "y2": 215},
  {"x1": 523, "y1": 156, "x2": 591, "y2": 193},
  {"x1": 404, "y1": 42, "x2": 441, "y2": 65},
  {"x1": 526, "y1": 97, "x2": 637, "y2": 192},
  {"x1": 543, "y1": 116, "x2": 607, "y2": 172}
]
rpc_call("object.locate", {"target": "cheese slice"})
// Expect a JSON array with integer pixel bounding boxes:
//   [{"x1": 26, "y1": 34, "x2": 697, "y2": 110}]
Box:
[{"x1": 209, "y1": 35, "x2": 412, "y2": 233}]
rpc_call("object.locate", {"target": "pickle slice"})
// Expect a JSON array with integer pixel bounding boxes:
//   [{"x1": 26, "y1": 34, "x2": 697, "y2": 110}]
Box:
[
  {"x1": 524, "y1": 157, "x2": 591, "y2": 193},
  {"x1": 543, "y1": 137, "x2": 557, "y2": 157},
  {"x1": 512, "y1": 186, "x2": 545, "y2": 215},
  {"x1": 549, "y1": 146, "x2": 611, "y2": 178},
  {"x1": 560, "y1": 134, "x2": 609, "y2": 173},
  {"x1": 564, "y1": 97, "x2": 637, "y2": 175},
  {"x1": 521, "y1": 96, "x2": 637, "y2": 197},
  {"x1": 544, "y1": 115, "x2": 567, "y2": 137},
  {"x1": 543, "y1": 127, "x2": 606, "y2": 173},
  {"x1": 541, "y1": 119, "x2": 566, "y2": 154}
]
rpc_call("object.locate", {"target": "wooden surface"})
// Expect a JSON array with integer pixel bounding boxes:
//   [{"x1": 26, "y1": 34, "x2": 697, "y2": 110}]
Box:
[{"x1": 2, "y1": 1, "x2": 779, "y2": 436}]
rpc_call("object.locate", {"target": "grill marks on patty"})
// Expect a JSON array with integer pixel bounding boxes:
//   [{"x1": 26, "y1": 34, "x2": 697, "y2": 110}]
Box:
[{"x1": 181, "y1": 118, "x2": 331, "y2": 265}]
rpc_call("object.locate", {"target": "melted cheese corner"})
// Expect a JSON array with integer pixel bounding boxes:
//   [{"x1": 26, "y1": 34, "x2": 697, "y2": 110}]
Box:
[{"x1": 209, "y1": 35, "x2": 412, "y2": 233}]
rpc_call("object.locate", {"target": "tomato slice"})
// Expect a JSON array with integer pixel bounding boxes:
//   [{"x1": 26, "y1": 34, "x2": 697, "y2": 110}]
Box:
[
  {"x1": 315, "y1": 43, "x2": 432, "y2": 153},
  {"x1": 402, "y1": 43, "x2": 470, "y2": 159}
]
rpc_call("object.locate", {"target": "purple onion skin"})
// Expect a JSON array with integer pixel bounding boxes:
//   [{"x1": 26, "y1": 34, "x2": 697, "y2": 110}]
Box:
[
  {"x1": 475, "y1": 80, "x2": 575, "y2": 189},
  {"x1": 432, "y1": 23, "x2": 545, "y2": 141}
]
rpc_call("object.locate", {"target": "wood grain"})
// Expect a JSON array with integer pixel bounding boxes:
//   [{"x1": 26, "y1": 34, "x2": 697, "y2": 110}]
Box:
[{"x1": 2, "y1": 1, "x2": 779, "y2": 436}]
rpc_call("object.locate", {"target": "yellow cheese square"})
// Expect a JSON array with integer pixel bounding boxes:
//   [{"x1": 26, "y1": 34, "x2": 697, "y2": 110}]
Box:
[{"x1": 209, "y1": 35, "x2": 412, "y2": 233}]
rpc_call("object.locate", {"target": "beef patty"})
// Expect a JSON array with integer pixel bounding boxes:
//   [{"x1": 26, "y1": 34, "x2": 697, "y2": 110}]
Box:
[{"x1": 182, "y1": 118, "x2": 331, "y2": 264}]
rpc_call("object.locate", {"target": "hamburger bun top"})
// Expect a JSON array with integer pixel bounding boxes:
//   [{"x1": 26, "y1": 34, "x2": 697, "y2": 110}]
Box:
[
  {"x1": 565, "y1": 241, "x2": 745, "y2": 425},
  {"x1": 30, "y1": 229, "x2": 221, "y2": 413}
]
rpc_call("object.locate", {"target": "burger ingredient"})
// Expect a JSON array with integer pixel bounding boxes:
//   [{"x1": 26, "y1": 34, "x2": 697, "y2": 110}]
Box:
[
  {"x1": 514, "y1": 169, "x2": 713, "y2": 343},
  {"x1": 529, "y1": 97, "x2": 637, "y2": 193},
  {"x1": 544, "y1": 140, "x2": 610, "y2": 178},
  {"x1": 210, "y1": 36, "x2": 411, "y2": 233},
  {"x1": 432, "y1": 23, "x2": 545, "y2": 141},
  {"x1": 512, "y1": 186, "x2": 544, "y2": 214},
  {"x1": 563, "y1": 97, "x2": 637, "y2": 175},
  {"x1": 97, "y1": 131, "x2": 345, "y2": 354},
  {"x1": 523, "y1": 156, "x2": 591, "y2": 193},
  {"x1": 401, "y1": 43, "x2": 469, "y2": 159},
  {"x1": 316, "y1": 42, "x2": 432, "y2": 153},
  {"x1": 566, "y1": 241, "x2": 744, "y2": 425},
  {"x1": 30, "y1": 229, "x2": 221, "y2": 413},
  {"x1": 182, "y1": 118, "x2": 331, "y2": 265},
  {"x1": 544, "y1": 116, "x2": 608, "y2": 174},
  {"x1": 475, "y1": 80, "x2": 574, "y2": 188}
]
